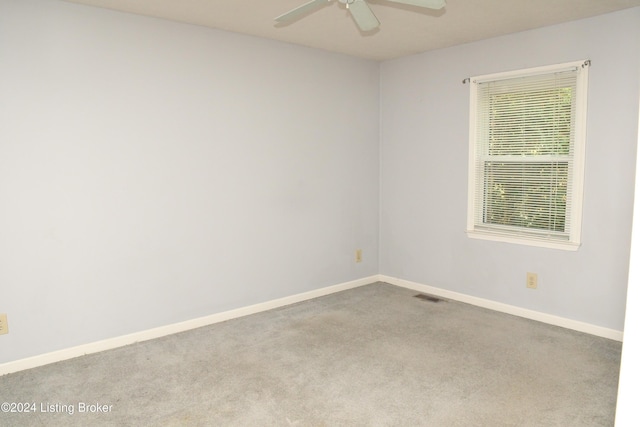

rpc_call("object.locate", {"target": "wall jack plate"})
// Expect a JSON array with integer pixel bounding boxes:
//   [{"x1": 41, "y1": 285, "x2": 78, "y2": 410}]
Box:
[
  {"x1": 355, "y1": 249, "x2": 363, "y2": 263},
  {"x1": 0, "y1": 313, "x2": 8, "y2": 335},
  {"x1": 526, "y1": 272, "x2": 538, "y2": 289}
]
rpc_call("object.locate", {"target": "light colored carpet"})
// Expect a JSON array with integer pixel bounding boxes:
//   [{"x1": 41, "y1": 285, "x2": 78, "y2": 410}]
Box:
[{"x1": 0, "y1": 282, "x2": 622, "y2": 426}]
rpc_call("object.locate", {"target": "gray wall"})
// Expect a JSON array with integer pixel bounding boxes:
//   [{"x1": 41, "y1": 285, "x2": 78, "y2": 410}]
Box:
[
  {"x1": 380, "y1": 8, "x2": 640, "y2": 331},
  {"x1": 0, "y1": 0, "x2": 380, "y2": 363}
]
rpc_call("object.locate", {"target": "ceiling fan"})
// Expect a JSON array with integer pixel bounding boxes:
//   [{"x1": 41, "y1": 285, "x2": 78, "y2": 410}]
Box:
[{"x1": 275, "y1": 0, "x2": 446, "y2": 32}]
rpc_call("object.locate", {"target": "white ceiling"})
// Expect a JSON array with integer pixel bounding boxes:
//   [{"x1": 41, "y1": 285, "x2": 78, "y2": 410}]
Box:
[{"x1": 63, "y1": 0, "x2": 640, "y2": 61}]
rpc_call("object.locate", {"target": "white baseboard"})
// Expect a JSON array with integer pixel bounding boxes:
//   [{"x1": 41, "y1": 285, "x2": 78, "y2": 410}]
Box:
[
  {"x1": 0, "y1": 275, "x2": 378, "y2": 376},
  {"x1": 380, "y1": 275, "x2": 623, "y2": 342},
  {"x1": 1, "y1": 274, "x2": 622, "y2": 376}
]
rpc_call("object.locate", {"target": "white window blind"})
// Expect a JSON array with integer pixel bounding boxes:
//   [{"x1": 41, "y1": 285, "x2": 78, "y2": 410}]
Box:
[{"x1": 467, "y1": 61, "x2": 589, "y2": 250}]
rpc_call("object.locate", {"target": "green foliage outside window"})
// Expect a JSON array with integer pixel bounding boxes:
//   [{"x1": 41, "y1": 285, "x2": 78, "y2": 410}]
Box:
[{"x1": 482, "y1": 87, "x2": 574, "y2": 233}]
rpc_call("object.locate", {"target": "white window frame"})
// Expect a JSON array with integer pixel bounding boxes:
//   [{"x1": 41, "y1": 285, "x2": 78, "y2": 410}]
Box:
[{"x1": 466, "y1": 60, "x2": 589, "y2": 251}]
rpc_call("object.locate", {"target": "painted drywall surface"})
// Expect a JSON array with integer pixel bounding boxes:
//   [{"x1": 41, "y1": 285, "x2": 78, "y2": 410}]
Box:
[
  {"x1": 0, "y1": 0, "x2": 380, "y2": 363},
  {"x1": 380, "y1": 8, "x2": 640, "y2": 331}
]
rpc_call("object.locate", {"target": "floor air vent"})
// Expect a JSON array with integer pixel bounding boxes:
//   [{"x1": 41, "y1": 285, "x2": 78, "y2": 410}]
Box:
[{"x1": 414, "y1": 293, "x2": 444, "y2": 303}]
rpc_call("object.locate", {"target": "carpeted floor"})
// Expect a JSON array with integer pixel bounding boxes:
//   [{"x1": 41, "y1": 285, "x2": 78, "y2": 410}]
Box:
[{"x1": 0, "y1": 282, "x2": 622, "y2": 426}]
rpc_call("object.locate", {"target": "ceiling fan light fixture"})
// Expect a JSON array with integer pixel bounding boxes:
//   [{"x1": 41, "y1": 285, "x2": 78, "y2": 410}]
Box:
[{"x1": 275, "y1": 0, "x2": 446, "y2": 31}]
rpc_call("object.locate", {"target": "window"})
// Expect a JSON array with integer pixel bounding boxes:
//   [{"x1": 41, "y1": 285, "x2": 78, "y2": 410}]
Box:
[{"x1": 466, "y1": 61, "x2": 589, "y2": 250}]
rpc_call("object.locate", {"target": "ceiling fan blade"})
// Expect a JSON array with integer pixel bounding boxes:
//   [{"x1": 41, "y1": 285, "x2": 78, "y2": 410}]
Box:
[
  {"x1": 348, "y1": 0, "x2": 380, "y2": 32},
  {"x1": 384, "y1": 0, "x2": 446, "y2": 9},
  {"x1": 275, "y1": 0, "x2": 330, "y2": 23}
]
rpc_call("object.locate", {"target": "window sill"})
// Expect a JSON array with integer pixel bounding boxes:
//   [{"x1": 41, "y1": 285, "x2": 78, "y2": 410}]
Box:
[{"x1": 466, "y1": 229, "x2": 581, "y2": 251}]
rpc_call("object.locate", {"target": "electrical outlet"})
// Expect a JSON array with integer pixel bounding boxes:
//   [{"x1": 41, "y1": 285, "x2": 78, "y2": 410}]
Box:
[
  {"x1": 355, "y1": 249, "x2": 363, "y2": 263},
  {"x1": 0, "y1": 313, "x2": 8, "y2": 335},
  {"x1": 526, "y1": 272, "x2": 538, "y2": 289}
]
